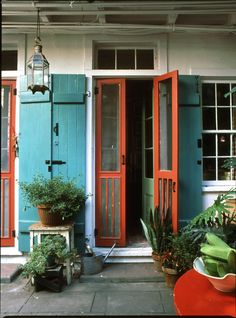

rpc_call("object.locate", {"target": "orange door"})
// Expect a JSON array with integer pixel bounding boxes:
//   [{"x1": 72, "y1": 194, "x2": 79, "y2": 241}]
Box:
[
  {"x1": 96, "y1": 79, "x2": 126, "y2": 246},
  {"x1": 1, "y1": 80, "x2": 16, "y2": 246},
  {"x1": 153, "y1": 71, "x2": 179, "y2": 233}
]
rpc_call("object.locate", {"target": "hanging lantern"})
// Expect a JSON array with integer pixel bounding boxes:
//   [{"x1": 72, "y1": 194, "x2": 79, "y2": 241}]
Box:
[{"x1": 27, "y1": 9, "x2": 49, "y2": 94}]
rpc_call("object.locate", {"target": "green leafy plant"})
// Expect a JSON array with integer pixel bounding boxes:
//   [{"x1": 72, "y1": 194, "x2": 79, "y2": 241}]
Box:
[
  {"x1": 140, "y1": 206, "x2": 172, "y2": 254},
  {"x1": 162, "y1": 231, "x2": 200, "y2": 274},
  {"x1": 189, "y1": 188, "x2": 236, "y2": 228},
  {"x1": 21, "y1": 235, "x2": 76, "y2": 278},
  {"x1": 20, "y1": 175, "x2": 88, "y2": 219}
]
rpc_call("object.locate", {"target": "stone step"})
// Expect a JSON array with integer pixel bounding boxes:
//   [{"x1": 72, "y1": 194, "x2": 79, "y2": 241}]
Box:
[
  {"x1": 0, "y1": 263, "x2": 22, "y2": 283},
  {"x1": 80, "y1": 262, "x2": 165, "y2": 283}
]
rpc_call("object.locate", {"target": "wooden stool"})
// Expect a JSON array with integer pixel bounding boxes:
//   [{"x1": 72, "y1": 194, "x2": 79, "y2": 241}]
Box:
[{"x1": 29, "y1": 222, "x2": 75, "y2": 285}]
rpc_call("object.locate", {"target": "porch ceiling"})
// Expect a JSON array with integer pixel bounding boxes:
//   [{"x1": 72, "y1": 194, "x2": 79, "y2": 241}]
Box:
[{"x1": 2, "y1": 0, "x2": 236, "y2": 35}]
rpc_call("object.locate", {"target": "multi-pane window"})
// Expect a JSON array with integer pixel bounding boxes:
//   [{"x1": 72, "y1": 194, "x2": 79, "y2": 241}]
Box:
[
  {"x1": 202, "y1": 81, "x2": 236, "y2": 181},
  {"x1": 96, "y1": 48, "x2": 154, "y2": 70}
]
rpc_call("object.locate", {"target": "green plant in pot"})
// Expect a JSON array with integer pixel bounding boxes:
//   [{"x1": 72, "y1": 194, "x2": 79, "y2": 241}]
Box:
[
  {"x1": 140, "y1": 206, "x2": 172, "y2": 271},
  {"x1": 21, "y1": 235, "x2": 76, "y2": 278},
  {"x1": 20, "y1": 175, "x2": 88, "y2": 225}
]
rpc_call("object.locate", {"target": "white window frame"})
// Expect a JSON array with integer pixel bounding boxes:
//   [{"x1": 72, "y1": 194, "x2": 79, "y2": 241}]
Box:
[{"x1": 201, "y1": 78, "x2": 236, "y2": 188}]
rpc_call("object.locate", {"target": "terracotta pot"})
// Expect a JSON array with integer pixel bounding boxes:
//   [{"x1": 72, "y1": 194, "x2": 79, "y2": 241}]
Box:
[
  {"x1": 162, "y1": 266, "x2": 179, "y2": 288},
  {"x1": 38, "y1": 205, "x2": 73, "y2": 226},
  {"x1": 152, "y1": 252, "x2": 162, "y2": 272}
]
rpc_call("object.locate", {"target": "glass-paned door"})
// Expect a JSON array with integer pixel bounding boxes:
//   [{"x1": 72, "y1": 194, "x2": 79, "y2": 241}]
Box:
[
  {"x1": 1, "y1": 80, "x2": 16, "y2": 246},
  {"x1": 153, "y1": 71, "x2": 179, "y2": 233},
  {"x1": 96, "y1": 79, "x2": 126, "y2": 246}
]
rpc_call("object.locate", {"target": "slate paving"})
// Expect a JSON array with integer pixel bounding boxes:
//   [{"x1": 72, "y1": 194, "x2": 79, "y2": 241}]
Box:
[{"x1": 0, "y1": 263, "x2": 176, "y2": 317}]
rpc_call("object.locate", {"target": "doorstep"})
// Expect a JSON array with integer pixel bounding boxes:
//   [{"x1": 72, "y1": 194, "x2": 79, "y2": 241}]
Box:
[
  {"x1": 93, "y1": 246, "x2": 153, "y2": 263},
  {"x1": 0, "y1": 263, "x2": 22, "y2": 283}
]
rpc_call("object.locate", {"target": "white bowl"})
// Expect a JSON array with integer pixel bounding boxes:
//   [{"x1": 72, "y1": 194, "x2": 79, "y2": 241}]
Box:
[{"x1": 193, "y1": 257, "x2": 236, "y2": 293}]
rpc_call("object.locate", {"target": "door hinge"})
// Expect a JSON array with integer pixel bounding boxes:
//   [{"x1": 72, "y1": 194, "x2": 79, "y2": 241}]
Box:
[
  {"x1": 94, "y1": 86, "x2": 99, "y2": 95},
  {"x1": 94, "y1": 228, "x2": 98, "y2": 237},
  {"x1": 12, "y1": 230, "x2": 16, "y2": 237},
  {"x1": 13, "y1": 88, "x2": 17, "y2": 96},
  {"x1": 197, "y1": 139, "x2": 202, "y2": 148}
]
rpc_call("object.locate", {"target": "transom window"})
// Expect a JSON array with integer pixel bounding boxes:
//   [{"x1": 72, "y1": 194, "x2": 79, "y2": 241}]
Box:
[
  {"x1": 95, "y1": 47, "x2": 155, "y2": 70},
  {"x1": 202, "y1": 81, "x2": 236, "y2": 182}
]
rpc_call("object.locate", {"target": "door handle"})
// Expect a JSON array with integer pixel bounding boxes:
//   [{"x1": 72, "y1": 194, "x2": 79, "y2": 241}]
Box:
[
  {"x1": 45, "y1": 160, "x2": 66, "y2": 172},
  {"x1": 173, "y1": 181, "x2": 176, "y2": 193},
  {"x1": 45, "y1": 160, "x2": 66, "y2": 165},
  {"x1": 121, "y1": 155, "x2": 125, "y2": 165}
]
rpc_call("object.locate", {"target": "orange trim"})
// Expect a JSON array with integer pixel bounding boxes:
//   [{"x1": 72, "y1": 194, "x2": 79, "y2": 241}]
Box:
[
  {"x1": 153, "y1": 71, "x2": 179, "y2": 233},
  {"x1": 95, "y1": 79, "x2": 126, "y2": 247},
  {"x1": 1, "y1": 80, "x2": 16, "y2": 247}
]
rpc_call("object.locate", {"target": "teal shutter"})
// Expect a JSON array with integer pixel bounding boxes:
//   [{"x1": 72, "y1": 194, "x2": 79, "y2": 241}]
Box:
[
  {"x1": 179, "y1": 75, "x2": 202, "y2": 226},
  {"x1": 18, "y1": 74, "x2": 86, "y2": 253},
  {"x1": 19, "y1": 76, "x2": 52, "y2": 252},
  {"x1": 52, "y1": 74, "x2": 86, "y2": 253}
]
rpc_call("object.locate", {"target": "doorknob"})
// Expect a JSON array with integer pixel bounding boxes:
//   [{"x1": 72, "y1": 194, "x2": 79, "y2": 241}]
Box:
[
  {"x1": 121, "y1": 155, "x2": 125, "y2": 165},
  {"x1": 173, "y1": 182, "x2": 176, "y2": 192}
]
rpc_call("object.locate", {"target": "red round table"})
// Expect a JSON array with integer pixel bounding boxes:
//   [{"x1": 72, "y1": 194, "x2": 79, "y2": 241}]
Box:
[{"x1": 174, "y1": 269, "x2": 236, "y2": 316}]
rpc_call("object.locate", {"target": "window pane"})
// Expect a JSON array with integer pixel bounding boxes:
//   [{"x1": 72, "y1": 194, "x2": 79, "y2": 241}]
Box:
[
  {"x1": 232, "y1": 84, "x2": 236, "y2": 106},
  {"x1": 145, "y1": 149, "x2": 153, "y2": 178},
  {"x1": 218, "y1": 134, "x2": 230, "y2": 156},
  {"x1": 203, "y1": 158, "x2": 216, "y2": 180},
  {"x1": 136, "y1": 49, "x2": 154, "y2": 69},
  {"x1": 202, "y1": 108, "x2": 216, "y2": 130},
  {"x1": 202, "y1": 83, "x2": 215, "y2": 106},
  {"x1": 233, "y1": 108, "x2": 236, "y2": 130},
  {"x1": 145, "y1": 119, "x2": 153, "y2": 148},
  {"x1": 159, "y1": 79, "x2": 172, "y2": 170},
  {"x1": 217, "y1": 83, "x2": 230, "y2": 106},
  {"x1": 1, "y1": 86, "x2": 10, "y2": 172},
  {"x1": 117, "y1": 50, "x2": 135, "y2": 69},
  {"x1": 218, "y1": 107, "x2": 230, "y2": 130},
  {"x1": 101, "y1": 84, "x2": 120, "y2": 171},
  {"x1": 2, "y1": 50, "x2": 17, "y2": 71},
  {"x1": 97, "y1": 49, "x2": 115, "y2": 69},
  {"x1": 203, "y1": 134, "x2": 215, "y2": 156},
  {"x1": 218, "y1": 158, "x2": 230, "y2": 180}
]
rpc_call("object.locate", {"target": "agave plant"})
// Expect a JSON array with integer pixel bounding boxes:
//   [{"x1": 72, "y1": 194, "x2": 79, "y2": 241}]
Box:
[{"x1": 140, "y1": 206, "x2": 172, "y2": 255}]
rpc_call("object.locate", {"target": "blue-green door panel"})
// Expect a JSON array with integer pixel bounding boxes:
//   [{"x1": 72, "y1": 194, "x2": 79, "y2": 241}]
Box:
[
  {"x1": 18, "y1": 74, "x2": 86, "y2": 253},
  {"x1": 52, "y1": 74, "x2": 85, "y2": 104},
  {"x1": 19, "y1": 96, "x2": 52, "y2": 251},
  {"x1": 52, "y1": 104, "x2": 86, "y2": 184},
  {"x1": 178, "y1": 75, "x2": 200, "y2": 106},
  {"x1": 178, "y1": 75, "x2": 202, "y2": 226},
  {"x1": 20, "y1": 75, "x2": 51, "y2": 103},
  {"x1": 52, "y1": 103, "x2": 86, "y2": 252}
]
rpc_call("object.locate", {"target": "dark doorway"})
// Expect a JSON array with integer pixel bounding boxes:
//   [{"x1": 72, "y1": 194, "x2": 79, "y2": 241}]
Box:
[{"x1": 126, "y1": 79, "x2": 153, "y2": 246}]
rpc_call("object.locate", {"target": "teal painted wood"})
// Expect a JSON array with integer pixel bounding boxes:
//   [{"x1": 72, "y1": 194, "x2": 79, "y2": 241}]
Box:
[
  {"x1": 178, "y1": 75, "x2": 200, "y2": 106},
  {"x1": 20, "y1": 75, "x2": 51, "y2": 103},
  {"x1": 52, "y1": 74, "x2": 86, "y2": 253},
  {"x1": 18, "y1": 74, "x2": 86, "y2": 253},
  {"x1": 179, "y1": 75, "x2": 202, "y2": 227},
  {"x1": 52, "y1": 74, "x2": 85, "y2": 103},
  {"x1": 19, "y1": 75, "x2": 52, "y2": 251}
]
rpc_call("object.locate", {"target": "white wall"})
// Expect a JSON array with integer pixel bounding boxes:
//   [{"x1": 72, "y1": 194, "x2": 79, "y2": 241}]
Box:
[{"x1": 168, "y1": 33, "x2": 236, "y2": 76}]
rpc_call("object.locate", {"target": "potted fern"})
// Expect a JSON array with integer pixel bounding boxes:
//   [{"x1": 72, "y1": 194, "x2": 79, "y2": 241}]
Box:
[
  {"x1": 140, "y1": 206, "x2": 172, "y2": 271},
  {"x1": 20, "y1": 175, "x2": 88, "y2": 226}
]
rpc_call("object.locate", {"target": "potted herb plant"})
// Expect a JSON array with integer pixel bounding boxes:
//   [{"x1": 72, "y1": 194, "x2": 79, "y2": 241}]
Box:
[
  {"x1": 161, "y1": 231, "x2": 199, "y2": 288},
  {"x1": 21, "y1": 235, "x2": 75, "y2": 278},
  {"x1": 140, "y1": 206, "x2": 172, "y2": 272},
  {"x1": 20, "y1": 175, "x2": 88, "y2": 225}
]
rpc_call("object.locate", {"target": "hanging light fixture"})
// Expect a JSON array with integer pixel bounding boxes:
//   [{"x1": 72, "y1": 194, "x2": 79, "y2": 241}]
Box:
[{"x1": 27, "y1": 9, "x2": 50, "y2": 94}]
